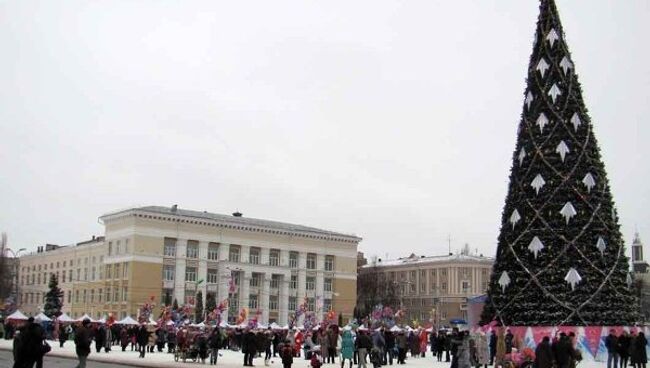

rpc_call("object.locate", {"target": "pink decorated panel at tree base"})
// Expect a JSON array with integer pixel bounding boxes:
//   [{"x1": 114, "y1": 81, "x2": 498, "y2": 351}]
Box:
[{"x1": 472, "y1": 326, "x2": 649, "y2": 362}]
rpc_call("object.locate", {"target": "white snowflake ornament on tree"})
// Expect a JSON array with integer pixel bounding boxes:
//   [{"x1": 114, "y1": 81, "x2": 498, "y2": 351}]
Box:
[
  {"x1": 510, "y1": 209, "x2": 521, "y2": 229},
  {"x1": 525, "y1": 92, "x2": 534, "y2": 109},
  {"x1": 627, "y1": 273, "x2": 633, "y2": 288},
  {"x1": 560, "y1": 202, "x2": 577, "y2": 224},
  {"x1": 537, "y1": 113, "x2": 549, "y2": 133},
  {"x1": 536, "y1": 58, "x2": 550, "y2": 78},
  {"x1": 528, "y1": 236, "x2": 545, "y2": 259},
  {"x1": 570, "y1": 113, "x2": 582, "y2": 131},
  {"x1": 546, "y1": 28, "x2": 560, "y2": 47},
  {"x1": 564, "y1": 268, "x2": 582, "y2": 290},
  {"x1": 498, "y1": 271, "x2": 511, "y2": 292},
  {"x1": 548, "y1": 84, "x2": 562, "y2": 103},
  {"x1": 582, "y1": 173, "x2": 596, "y2": 193},
  {"x1": 531, "y1": 174, "x2": 546, "y2": 195},
  {"x1": 596, "y1": 236, "x2": 607, "y2": 255},
  {"x1": 556, "y1": 141, "x2": 570, "y2": 162},
  {"x1": 560, "y1": 56, "x2": 573, "y2": 75}
]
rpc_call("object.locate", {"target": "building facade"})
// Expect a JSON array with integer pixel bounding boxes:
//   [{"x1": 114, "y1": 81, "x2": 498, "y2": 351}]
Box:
[
  {"x1": 631, "y1": 232, "x2": 650, "y2": 322},
  {"x1": 18, "y1": 206, "x2": 361, "y2": 324},
  {"x1": 358, "y1": 249, "x2": 492, "y2": 325}
]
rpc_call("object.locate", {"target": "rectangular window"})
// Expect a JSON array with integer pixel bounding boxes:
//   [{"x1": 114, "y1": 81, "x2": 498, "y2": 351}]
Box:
[
  {"x1": 186, "y1": 240, "x2": 199, "y2": 258},
  {"x1": 123, "y1": 263, "x2": 128, "y2": 278},
  {"x1": 76, "y1": 269, "x2": 80, "y2": 281},
  {"x1": 306, "y1": 253, "x2": 316, "y2": 269},
  {"x1": 270, "y1": 274, "x2": 281, "y2": 289},
  {"x1": 306, "y1": 276, "x2": 315, "y2": 290},
  {"x1": 324, "y1": 278, "x2": 332, "y2": 292},
  {"x1": 420, "y1": 282, "x2": 426, "y2": 292},
  {"x1": 185, "y1": 267, "x2": 197, "y2": 282},
  {"x1": 324, "y1": 256, "x2": 334, "y2": 271},
  {"x1": 84, "y1": 268, "x2": 88, "y2": 281},
  {"x1": 410, "y1": 270, "x2": 416, "y2": 280},
  {"x1": 67, "y1": 291, "x2": 71, "y2": 304},
  {"x1": 114, "y1": 264, "x2": 120, "y2": 279},
  {"x1": 98, "y1": 289, "x2": 103, "y2": 303},
  {"x1": 62, "y1": 272, "x2": 66, "y2": 283},
  {"x1": 462, "y1": 280, "x2": 470, "y2": 293},
  {"x1": 106, "y1": 265, "x2": 112, "y2": 279},
  {"x1": 249, "y1": 247, "x2": 260, "y2": 264},
  {"x1": 289, "y1": 252, "x2": 298, "y2": 268},
  {"x1": 123, "y1": 287, "x2": 128, "y2": 302},
  {"x1": 75, "y1": 290, "x2": 79, "y2": 303},
  {"x1": 229, "y1": 247, "x2": 240, "y2": 262},
  {"x1": 82, "y1": 290, "x2": 87, "y2": 303},
  {"x1": 250, "y1": 273, "x2": 260, "y2": 287},
  {"x1": 99, "y1": 264, "x2": 104, "y2": 280},
  {"x1": 288, "y1": 296, "x2": 297, "y2": 312},
  {"x1": 124, "y1": 239, "x2": 129, "y2": 254},
  {"x1": 91, "y1": 267, "x2": 96, "y2": 281},
  {"x1": 108, "y1": 241, "x2": 112, "y2": 256},
  {"x1": 441, "y1": 282, "x2": 447, "y2": 291},
  {"x1": 290, "y1": 275, "x2": 297, "y2": 289},
  {"x1": 249, "y1": 294, "x2": 258, "y2": 309},
  {"x1": 307, "y1": 297, "x2": 315, "y2": 311},
  {"x1": 269, "y1": 295, "x2": 279, "y2": 310},
  {"x1": 164, "y1": 238, "x2": 177, "y2": 257},
  {"x1": 207, "y1": 269, "x2": 218, "y2": 284},
  {"x1": 163, "y1": 265, "x2": 175, "y2": 281},
  {"x1": 269, "y1": 250, "x2": 280, "y2": 266},
  {"x1": 323, "y1": 298, "x2": 332, "y2": 312},
  {"x1": 114, "y1": 288, "x2": 119, "y2": 302},
  {"x1": 116, "y1": 240, "x2": 121, "y2": 254},
  {"x1": 208, "y1": 243, "x2": 219, "y2": 261},
  {"x1": 106, "y1": 288, "x2": 111, "y2": 302}
]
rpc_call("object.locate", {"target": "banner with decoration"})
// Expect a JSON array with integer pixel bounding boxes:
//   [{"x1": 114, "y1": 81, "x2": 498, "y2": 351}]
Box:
[{"x1": 473, "y1": 326, "x2": 649, "y2": 362}]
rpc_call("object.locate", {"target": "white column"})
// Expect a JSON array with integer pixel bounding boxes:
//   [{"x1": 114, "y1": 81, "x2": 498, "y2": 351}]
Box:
[
  {"x1": 315, "y1": 273, "x2": 324, "y2": 322},
  {"x1": 297, "y1": 253, "x2": 307, "y2": 325},
  {"x1": 240, "y1": 270, "x2": 251, "y2": 313},
  {"x1": 174, "y1": 239, "x2": 187, "y2": 303},
  {"x1": 261, "y1": 274, "x2": 270, "y2": 324},
  {"x1": 280, "y1": 249, "x2": 289, "y2": 267},
  {"x1": 261, "y1": 248, "x2": 270, "y2": 266},
  {"x1": 198, "y1": 241, "x2": 209, "y2": 297},
  {"x1": 240, "y1": 245, "x2": 250, "y2": 264},
  {"x1": 218, "y1": 243, "x2": 230, "y2": 261},
  {"x1": 279, "y1": 275, "x2": 289, "y2": 325},
  {"x1": 217, "y1": 267, "x2": 230, "y2": 322}
]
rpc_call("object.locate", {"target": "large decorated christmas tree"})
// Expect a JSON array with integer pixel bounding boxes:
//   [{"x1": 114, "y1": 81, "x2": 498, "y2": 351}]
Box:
[{"x1": 480, "y1": 0, "x2": 640, "y2": 326}]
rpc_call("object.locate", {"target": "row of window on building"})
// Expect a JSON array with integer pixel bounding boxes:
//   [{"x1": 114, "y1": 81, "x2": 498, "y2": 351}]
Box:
[
  {"x1": 163, "y1": 266, "x2": 333, "y2": 292},
  {"x1": 21, "y1": 285, "x2": 128, "y2": 307},
  {"x1": 21, "y1": 262, "x2": 130, "y2": 286},
  {"x1": 163, "y1": 238, "x2": 335, "y2": 270},
  {"x1": 378, "y1": 268, "x2": 489, "y2": 295}
]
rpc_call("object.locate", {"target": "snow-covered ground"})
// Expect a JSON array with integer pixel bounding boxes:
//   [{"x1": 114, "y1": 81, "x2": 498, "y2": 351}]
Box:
[{"x1": 0, "y1": 339, "x2": 606, "y2": 368}]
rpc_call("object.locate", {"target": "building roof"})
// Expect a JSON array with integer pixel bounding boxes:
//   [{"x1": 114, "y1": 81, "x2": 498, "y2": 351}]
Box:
[
  {"x1": 363, "y1": 253, "x2": 493, "y2": 269},
  {"x1": 100, "y1": 205, "x2": 362, "y2": 243}
]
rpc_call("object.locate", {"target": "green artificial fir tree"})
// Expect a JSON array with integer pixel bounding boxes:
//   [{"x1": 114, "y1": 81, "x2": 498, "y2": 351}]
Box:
[
  {"x1": 44, "y1": 273, "x2": 64, "y2": 318},
  {"x1": 338, "y1": 313, "x2": 344, "y2": 327},
  {"x1": 173, "y1": 298, "x2": 179, "y2": 311},
  {"x1": 206, "y1": 294, "x2": 216, "y2": 316},
  {"x1": 481, "y1": 0, "x2": 640, "y2": 326},
  {"x1": 195, "y1": 291, "x2": 204, "y2": 323}
]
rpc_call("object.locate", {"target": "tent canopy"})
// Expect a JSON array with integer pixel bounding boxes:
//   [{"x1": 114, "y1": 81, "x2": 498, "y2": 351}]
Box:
[
  {"x1": 57, "y1": 313, "x2": 75, "y2": 322},
  {"x1": 389, "y1": 325, "x2": 402, "y2": 332},
  {"x1": 35, "y1": 313, "x2": 52, "y2": 322},
  {"x1": 7, "y1": 310, "x2": 28, "y2": 320},
  {"x1": 76, "y1": 314, "x2": 95, "y2": 323},
  {"x1": 116, "y1": 316, "x2": 139, "y2": 325}
]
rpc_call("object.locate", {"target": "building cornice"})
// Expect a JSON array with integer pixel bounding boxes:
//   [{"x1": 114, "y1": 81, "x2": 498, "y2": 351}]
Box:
[{"x1": 101, "y1": 209, "x2": 362, "y2": 245}]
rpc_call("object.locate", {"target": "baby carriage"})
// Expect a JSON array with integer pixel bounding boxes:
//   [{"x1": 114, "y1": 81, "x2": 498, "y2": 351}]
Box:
[{"x1": 188, "y1": 333, "x2": 209, "y2": 364}]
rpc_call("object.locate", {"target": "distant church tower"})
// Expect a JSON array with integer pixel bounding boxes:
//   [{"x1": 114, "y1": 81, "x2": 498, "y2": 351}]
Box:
[{"x1": 632, "y1": 232, "x2": 649, "y2": 273}]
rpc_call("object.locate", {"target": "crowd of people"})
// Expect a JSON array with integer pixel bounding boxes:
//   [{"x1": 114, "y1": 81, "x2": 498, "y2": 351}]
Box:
[{"x1": 1, "y1": 316, "x2": 648, "y2": 368}]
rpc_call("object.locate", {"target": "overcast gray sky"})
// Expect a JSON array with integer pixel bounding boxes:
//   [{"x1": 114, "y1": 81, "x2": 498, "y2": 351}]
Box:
[{"x1": 1, "y1": 1, "x2": 648, "y2": 260}]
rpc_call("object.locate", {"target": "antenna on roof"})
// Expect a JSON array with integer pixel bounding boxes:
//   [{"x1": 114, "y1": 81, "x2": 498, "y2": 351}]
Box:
[
  {"x1": 171, "y1": 204, "x2": 178, "y2": 212},
  {"x1": 447, "y1": 234, "x2": 452, "y2": 254}
]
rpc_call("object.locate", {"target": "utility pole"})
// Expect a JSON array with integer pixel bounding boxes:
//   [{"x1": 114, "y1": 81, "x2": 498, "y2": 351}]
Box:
[{"x1": 447, "y1": 234, "x2": 452, "y2": 254}]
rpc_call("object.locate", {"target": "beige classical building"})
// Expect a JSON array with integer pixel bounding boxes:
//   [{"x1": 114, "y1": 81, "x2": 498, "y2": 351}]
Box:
[
  {"x1": 19, "y1": 205, "x2": 361, "y2": 324},
  {"x1": 359, "y1": 248, "x2": 493, "y2": 325}
]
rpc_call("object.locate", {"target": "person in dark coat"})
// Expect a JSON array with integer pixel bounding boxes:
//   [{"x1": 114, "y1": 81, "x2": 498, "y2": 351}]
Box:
[
  {"x1": 120, "y1": 327, "x2": 130, "y2": 351},
  {"x1": 136, "y1": 324, "x2": 149, "y2": 358},
  {"x1": 74, "y1": 319, "x2": 92, "y2": 368},
  {"x1": 243, "y1": 329, "x2": 256, "y2": 366},
  {"x1": 59, "y1": 324, "x2": 69, "y2": 348},
  {"x1": 95, "y1": 325, "x2": 106, "y2": 353},
  {"x1": 384, "y1": 330, "x2": 395, "y2": 365},
  {"x1": 605, "y1": 330, "x2": 620, "y2": 368},
  {"x1": 620, "y1": 332, "x2": 631, "y2": 368},
  {"x1": 504, "y1": 331, "x2": 514, "y2": 355},
  {"x1": 489, "y1": 332, "x2": 497, "y2": 366},
  {"x1": 631, "y1": 332, "x2": 647, "y2": 368},
  {"x1": 209, "y1": 327, "x2": 223, "y2": 365},
  {"x1": 535, "y1": 336, "x2": 553, "y2": 368},
  {"x1": 552, "y1": 334, "x2": 574, "y2": 368},
  {"x1": 14, "y1": 317, "x2": 47, "y2": 368},
  {"x1": 281, "y1": 339, "x2": 294, "y2": 368}
]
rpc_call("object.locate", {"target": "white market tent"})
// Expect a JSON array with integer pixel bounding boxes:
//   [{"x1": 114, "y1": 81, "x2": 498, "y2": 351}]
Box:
[
  {"x1": 35, "y1": 313, "x2": 52, "y2": 322},
  {"x1": 218, "y1": 321, "x2": 228, "y2": 328},
  {"x1": 389, "y1": 326, "x2": 402, "y2": 332},
  {"x1": 425, "y1": 327, "x2": 434, "y2": 332},
  {"x1": 6, "y1": 310, "x2": 28, "y2": 321},
  {"x1": 116, "y1": 316, "x2": 139, "y2": 325},
  {"x1": 76, "y1": 314, "x2": 95, "y2": 323},
  {"x1": 96, "y1": 316, "x2": 107, "y2": 324},
  {"x1": 147, "y1": 317, "x2": 158, "y2": 326},
  {"x1": 57, "y1": 313, "x2": 75, "y2": 323},
  {"x1": 166, "y1": 320, "x2": 175, "y2": 326},
  {"x1": 358, "y1": 326, "x2": 369, "y2": 331},
  {"x1": 270, "y1": 322, "x2": 281, "y2": 330}
]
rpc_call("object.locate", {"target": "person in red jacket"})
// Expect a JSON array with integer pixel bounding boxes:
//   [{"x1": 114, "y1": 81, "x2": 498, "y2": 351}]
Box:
[{"x1": 294, "y1": 330, "x2": 304, "y2": 357}]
